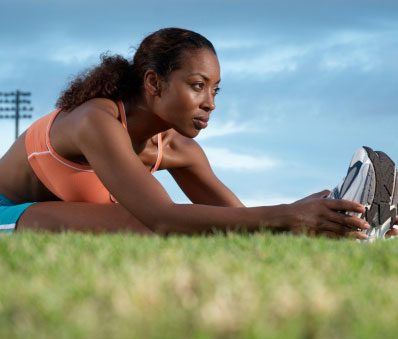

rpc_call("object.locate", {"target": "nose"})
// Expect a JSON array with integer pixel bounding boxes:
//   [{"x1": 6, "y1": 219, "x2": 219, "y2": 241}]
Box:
[{"x1": 201, "y1": 90, "x2": 216, "y2": 113}]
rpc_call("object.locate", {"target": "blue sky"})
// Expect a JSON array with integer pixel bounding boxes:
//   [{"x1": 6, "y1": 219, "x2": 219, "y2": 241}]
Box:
[{"x1": 1, "y1": 0, "x2": 397, "y2": 206}]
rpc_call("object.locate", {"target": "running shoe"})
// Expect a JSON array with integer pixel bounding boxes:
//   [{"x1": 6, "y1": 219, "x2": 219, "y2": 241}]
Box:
[{"x1": 329, "y1": 146, "x2": 397, "y2": 241}]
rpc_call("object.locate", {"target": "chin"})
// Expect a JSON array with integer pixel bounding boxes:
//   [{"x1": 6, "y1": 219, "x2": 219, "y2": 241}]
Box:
[
  {"x1": 173, "y1": 126, "x2": 200, "y2": 138},
  {"x1": 191, "y1": 130, "x2": 201, "y2": 138},
  {"x1": 183, "y1": 130, "x2": 200, "y2": 139},
  {"x1": 189, "y1": 126, "x2": 202, "y2": 138}
]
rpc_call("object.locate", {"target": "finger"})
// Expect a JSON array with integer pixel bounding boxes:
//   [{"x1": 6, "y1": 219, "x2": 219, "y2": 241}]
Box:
[
  {"x1": 386, "y1": 227, "x2": 398, "y2": 238},
  {"x1": 294, "y1": 190, "x2": 331, "y2": 203},
  {"x1": 314, "y1": 222, "x2": 351, "y2": 236},
  {"x1": 346, "y1": 230, "x2": 369, "y2": 240},
  {"x1": 314, "y1": 218, "x2": 369, "y2": 240},
  {"x1": 325, "y1": 210, "x2": 369, "y2": 230},
  {"x1": 316, "y1": 222, "x2": 368, "y2": 240},
  {"x1": 325, "y1": 198, "x2": 365, "y2": 214},
  {"x1": 311, "y1": 189, "x2": 331, "y2": 199}
]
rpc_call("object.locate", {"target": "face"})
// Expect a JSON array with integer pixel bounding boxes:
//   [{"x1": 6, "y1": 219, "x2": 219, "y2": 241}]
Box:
[{"x1": 153, "y1": 48, "x2": 221, "y2": 138}]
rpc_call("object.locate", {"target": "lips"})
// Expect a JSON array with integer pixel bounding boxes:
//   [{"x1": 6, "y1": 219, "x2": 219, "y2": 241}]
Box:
[{"x1": 193, "y1": 116, "x2": 209, "y2": 130}]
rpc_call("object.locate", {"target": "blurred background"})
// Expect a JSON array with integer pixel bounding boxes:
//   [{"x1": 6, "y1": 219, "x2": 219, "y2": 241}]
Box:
[{"x1": 1, "y1": 0, "x2": 397, "y2": 206}]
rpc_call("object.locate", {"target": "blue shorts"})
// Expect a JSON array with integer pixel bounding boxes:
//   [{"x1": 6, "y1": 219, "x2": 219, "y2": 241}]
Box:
[{"x1": 0, "y1": 195, "x2": 36, "y2": 234}]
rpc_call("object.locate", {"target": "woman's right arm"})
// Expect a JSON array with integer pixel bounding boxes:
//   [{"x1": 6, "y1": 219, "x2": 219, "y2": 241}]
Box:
[
  {"x1": 144, "y1": 198, "x2": 368, "y2": 238},
  {"x1": 76, "y1": 106, "x2": 369, "y2": 238}
]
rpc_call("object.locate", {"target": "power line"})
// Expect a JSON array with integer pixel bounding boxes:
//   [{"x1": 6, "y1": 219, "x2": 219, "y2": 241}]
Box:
[{"x1": 0, "y1": 90, "x2": 33, "y2": 140}]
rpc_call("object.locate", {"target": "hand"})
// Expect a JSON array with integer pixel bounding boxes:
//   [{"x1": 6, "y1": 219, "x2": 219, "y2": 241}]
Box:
[
  {"x1": 293, "y1": 189, "x2": 331, "y2": 204},
  {"x1": 286, "y1": 190, "x2": 370, "y2": 240},
  {"x1": 385, "y1": 216, "x2": 398, "y2": 238}
]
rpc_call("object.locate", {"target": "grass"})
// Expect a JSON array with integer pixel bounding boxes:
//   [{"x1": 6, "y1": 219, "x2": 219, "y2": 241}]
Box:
[{"x1": 1, "y1": 231, "x2": 398, "y2": 339}]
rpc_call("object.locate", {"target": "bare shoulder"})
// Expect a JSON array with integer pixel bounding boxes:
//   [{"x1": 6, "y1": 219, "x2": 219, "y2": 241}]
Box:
[
  {"x1": 54, "y1": 98, "x2": 130, "y2": 157},
  {"x1": 63, "y1": 98, "x2": 123, "y2": 139},
  {"x1": 167, "y1": 129, "x2": 197, "y2": 150},
  {"x1": 74, "y1": 98, "x2": 120, "y2": 118},
  {"x1": 55, "y1": 98, "x2": 121, "y2": 134},
  {"x1": 163, "y1": 129, "x2": 208, "y2": 169}
]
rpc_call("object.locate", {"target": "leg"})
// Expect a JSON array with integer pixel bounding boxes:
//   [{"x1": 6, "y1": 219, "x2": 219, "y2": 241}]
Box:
[{"x1": 16, "y1": 201, "x2": 154, "y2": 234}]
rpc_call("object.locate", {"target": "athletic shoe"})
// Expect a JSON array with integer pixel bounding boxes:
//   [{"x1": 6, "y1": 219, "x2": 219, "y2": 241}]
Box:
[{"x1": 329, "y1": 146, "x2": 397, "y2": 241}]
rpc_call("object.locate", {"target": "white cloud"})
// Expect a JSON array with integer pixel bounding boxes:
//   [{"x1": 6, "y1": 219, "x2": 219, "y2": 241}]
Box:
[
  {"x1": 0, "y1": 62, "x2": 18, "y2": 79},
  {"x1": 326, "y1": 30, "x2": 376, "y2": 46},
  {"x1": 48, "y1": 40, "x2": 130, "y2": 65},
  {"x1": 49, "y1": 46, "x2": 100, "y2": 65},
  {"x1": 213, "y1": 39, "x2": 259, "y2": 50},
  {"x1": 203, "y1": 146, "x2": 277, "y2": 171},
  {"x1": 0, "y1": 30, "x2": 131, "y2": 67},
  {"x1": 197, "y1": 120, "x2": 254, "y2": 141},
  {"x1": 318, "y1": 31, "x2": 380, "y2": 72},
  {"x1": 219, "y1": 30, "x2": 389, "y2": 77},
  {"x1": 0, "y1": 123, "x2": 16, "y2": 157},
  {"x1": 320, "y1": 54, "x2": 375, "y2": 71},
  {"x1": 221, "y1": 46, "x2": 302, "y2": 76}
]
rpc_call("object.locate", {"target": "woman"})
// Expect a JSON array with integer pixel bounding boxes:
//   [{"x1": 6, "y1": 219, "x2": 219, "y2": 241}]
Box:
[{"x1": 0, "y1": 28, "x2": 374, "y2": 238}]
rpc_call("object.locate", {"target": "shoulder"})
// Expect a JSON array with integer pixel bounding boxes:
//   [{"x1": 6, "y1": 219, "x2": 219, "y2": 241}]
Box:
[
  {"x1": 167, "y1": 130, "x2": 201, "y2": 154},
  {"x1": 73, "y1": 98, "x2": 120, "y2": 118},
  {"x1": 162, "y1": 129, "x2": 208, "y2": 169},
  {"x1": 167, "y1": 129, "x2": 196, "y2": 149},
  {"x1": 66, "y1": 98, "x2": 123, "y2": 136},
  {"x1": 66, "y1": 98, "x2": 129, "y2": 149}
]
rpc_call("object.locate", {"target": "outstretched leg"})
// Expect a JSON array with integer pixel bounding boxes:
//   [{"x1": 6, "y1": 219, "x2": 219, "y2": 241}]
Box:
[{"x1": 17, "y1": 201, "x2": 154, "y2": 234}]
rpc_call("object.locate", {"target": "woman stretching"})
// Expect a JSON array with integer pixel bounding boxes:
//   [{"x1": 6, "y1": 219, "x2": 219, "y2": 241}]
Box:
[{"x1": 0, "y1": 28, "x2": 386, "y2": 239}]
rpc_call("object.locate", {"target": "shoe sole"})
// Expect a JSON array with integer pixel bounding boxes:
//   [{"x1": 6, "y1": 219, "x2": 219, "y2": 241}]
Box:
[{"x1": 362, "y1": 147, "x2": 396, "y2": 240}]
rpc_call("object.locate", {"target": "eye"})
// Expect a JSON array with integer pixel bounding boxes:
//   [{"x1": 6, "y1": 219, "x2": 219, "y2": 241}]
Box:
[
  {"x1": 213, "y1": 87, "x2": 221, "y2": 96},
  {"x1": 192, "y1": 82, "x2": 205, "y2": 91}
]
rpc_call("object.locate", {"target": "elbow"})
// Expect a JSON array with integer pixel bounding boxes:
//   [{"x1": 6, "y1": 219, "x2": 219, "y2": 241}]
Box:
[
  {"x1": 150, "y1": 220, "x2": 170, "y2": 235},
  {"x1": 145, "y1": 204, "x2": 178, "y2": 235}
]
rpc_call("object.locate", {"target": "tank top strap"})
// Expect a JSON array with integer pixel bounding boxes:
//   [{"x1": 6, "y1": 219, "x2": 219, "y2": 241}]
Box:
[
  {"x1": 116, "y1": 100, "x2": 162, "y2": 173},
  {"x1": 150, "y1": 133, "x2": 163, "y2": 173},
  {"x1": 45, "y1": 108, "x2": 63, "y2": 151},
  {"x1": 116, "y1": 101, "x2": 127, "y2": 128}
]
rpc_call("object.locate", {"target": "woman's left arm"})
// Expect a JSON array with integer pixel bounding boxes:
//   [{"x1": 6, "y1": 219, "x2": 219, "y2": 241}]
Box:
[{"x1": 165, "y1": 133, "x2": 245, "y2": 207}]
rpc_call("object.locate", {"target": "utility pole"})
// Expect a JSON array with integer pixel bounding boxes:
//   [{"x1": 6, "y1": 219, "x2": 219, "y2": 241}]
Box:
[{"x1": 0, "y1": 90, "x2": 33, "y2": 140}]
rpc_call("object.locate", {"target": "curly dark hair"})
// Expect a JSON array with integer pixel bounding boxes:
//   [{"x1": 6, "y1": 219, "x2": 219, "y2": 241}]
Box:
[{"x1": 56, "y1": 28, "x2": 217, "y2": 111}]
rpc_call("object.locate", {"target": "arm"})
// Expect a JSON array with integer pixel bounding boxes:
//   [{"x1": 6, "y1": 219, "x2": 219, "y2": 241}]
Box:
[
  {"x1": 77, "y1": 108, "x2": 369, "y2": 237},
  {"x1": 165, "y1": 133, "x2": 244, "y2": 207},
  {"x1": 164, "y1": 136, "x2": 370, "y2": 238}
]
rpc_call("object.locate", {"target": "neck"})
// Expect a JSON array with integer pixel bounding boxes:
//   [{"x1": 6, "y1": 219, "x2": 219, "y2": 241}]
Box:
[{"x1": 123, "y1": 96, "x2": 170, "y2": 144}]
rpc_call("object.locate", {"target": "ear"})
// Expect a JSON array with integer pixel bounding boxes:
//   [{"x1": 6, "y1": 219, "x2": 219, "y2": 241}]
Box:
[{"x1": 143, "y1": 70, "x2": 162, "y2": 97}]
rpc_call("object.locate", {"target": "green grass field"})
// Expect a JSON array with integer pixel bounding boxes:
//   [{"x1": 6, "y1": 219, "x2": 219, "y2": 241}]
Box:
[{"x1": 1, "y1": 231, "x2": 398, "y2": 339}]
